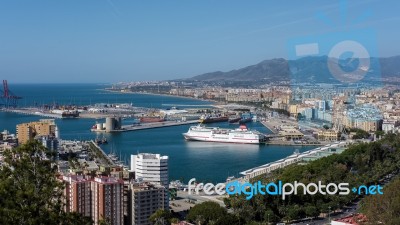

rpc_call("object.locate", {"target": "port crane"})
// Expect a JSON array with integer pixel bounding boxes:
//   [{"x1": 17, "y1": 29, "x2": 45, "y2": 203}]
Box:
[{"x1": 0, "y1": 80, "x2": 22, "y2": 108}]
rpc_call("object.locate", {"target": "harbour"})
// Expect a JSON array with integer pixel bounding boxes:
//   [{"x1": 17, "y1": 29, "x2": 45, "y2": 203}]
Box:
[{"x1": 0, "y1": 84, "x2": 317, "y2": 182}]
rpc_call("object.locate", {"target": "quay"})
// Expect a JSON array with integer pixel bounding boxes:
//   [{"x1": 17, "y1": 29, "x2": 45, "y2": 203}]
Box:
[
  {"x1": 92, "y1": 120, "x2": 199, "y2": 133},
  {"x1": 239, "y1": 141, "x2": 351, "y2": 181},
  {"x1": 1, "y1": 108, "x2": 63, "y2": 119},
  {"x1": 89, "y1": 140, "x2": 116, "y2": 166},
  {"x1": 265, "y1": 140, "x2": 326, "y2": 146},
  {"x1": 260, "y1": 120, "x2": 278, "y2": 134}
]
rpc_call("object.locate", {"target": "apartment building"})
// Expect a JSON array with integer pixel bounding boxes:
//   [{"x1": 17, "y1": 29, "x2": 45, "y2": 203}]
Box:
[
  {"x1": 16, "y1": 119, "x2": 56, "y2": 144},
  {"x1": 62, "y1": 175, "x2": 92, "y2": 218},
  {"x1": 91, "y1": 177, "x2": 124, "y2": 225},
  {"x1": 130, "y1": 182, "x2": 167, "y2": 225},
  {"x1": 62, "y1": 175, "x2": 124, "y2": 225}
]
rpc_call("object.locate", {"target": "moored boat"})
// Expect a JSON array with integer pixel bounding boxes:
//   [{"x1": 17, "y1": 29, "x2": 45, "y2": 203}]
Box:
[
  {"x1": 199, "y1": 115, "x2": 228, "y2": 123},
  {"x1": 183, "y1": 124, "x2": 266, "y2": 144}
]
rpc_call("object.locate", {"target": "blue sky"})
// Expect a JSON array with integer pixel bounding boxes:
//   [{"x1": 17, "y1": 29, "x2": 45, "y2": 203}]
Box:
[{"x1": 0, "y1": 0, "x2": 399, "y2": 83}]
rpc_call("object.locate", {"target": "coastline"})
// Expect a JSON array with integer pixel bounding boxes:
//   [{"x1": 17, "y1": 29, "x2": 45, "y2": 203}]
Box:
[{"x1": 103, "y1": 88, "x2": 220, "y2": 104}]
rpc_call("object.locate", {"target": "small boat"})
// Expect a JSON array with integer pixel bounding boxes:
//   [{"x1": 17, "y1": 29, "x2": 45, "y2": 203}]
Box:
[
  {"x1": 95, "y1": 138, "x2": 102, "y2": 145},
  {"x1": 101, "y1": 137, "x2": 108, "y2": 144}
]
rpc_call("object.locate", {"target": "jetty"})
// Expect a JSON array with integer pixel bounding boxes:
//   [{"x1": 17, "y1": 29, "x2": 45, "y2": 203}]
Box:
[
  {"x1": 1, "y1": 108, "x2": 63, "y2": 119},
  {"x1": 238, "y1": 141, "x2": 352, "y2": 181},
  {"x1": 92, "y1": 120, "x2": 199, "y2": 133}
]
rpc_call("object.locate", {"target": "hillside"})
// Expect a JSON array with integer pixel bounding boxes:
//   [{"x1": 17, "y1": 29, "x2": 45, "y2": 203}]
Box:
[{"x1": 186, "y1": 55, "x2": 400, "y2": 83}]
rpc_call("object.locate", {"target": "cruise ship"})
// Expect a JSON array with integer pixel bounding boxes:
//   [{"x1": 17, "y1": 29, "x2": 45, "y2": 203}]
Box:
[{"x1": 182, "y1": 124, "x2": 266, "y2": 144}]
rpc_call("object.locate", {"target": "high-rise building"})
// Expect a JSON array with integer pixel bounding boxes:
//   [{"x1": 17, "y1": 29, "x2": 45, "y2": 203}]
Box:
[
  {"x1": 91, "y1": 176, "x2": 124, "y2": 225},
  {"x1": 318, "y1": 100, "x2": 326, "y2": 111},
  {"x1": 16, "y1": 119, "x2": 57, "y2": 144},
  {"x1": 62, "y1": 175, "x2": 92, "y2": 218},
  {"x1": 130, "y1": 153, "x2": 169, "y2": 209},
  {"x1": 130, "y1": 153, "x2": 169, "y2": 187},
  {"x1": 62, "y1": 175, "x2": 124, "y2": 225},
  {"x1": 130, "y1": 182, "x2": 167, "y2": 225}
]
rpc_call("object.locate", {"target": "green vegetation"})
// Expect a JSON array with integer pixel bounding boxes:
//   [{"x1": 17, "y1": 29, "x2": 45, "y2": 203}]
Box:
[
  {"x1": 0, "y1": 141, "x2": 92, "y2": 225},
  {"x1": 186, "y1": 202, "x2": 232, "y2": 225},
  {"x1": 88, "y1": 142, "x2": 113, "y2": 165},
  {"x1": 349, "y1": 128, "x2": 371, "y2": 139},
  {"x1": 149, "y1": 209, "x2": 172, "y2": 225},
  {"x1": 193, "y1": 134, "x2": 400, "y2": 224},
  {"x1": 361, "y1": 177, "x2": 400, "y2": 225}
]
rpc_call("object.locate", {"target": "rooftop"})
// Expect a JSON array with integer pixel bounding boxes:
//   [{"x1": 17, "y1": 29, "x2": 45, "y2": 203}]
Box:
[{"x1": 333, "y1": 213, "x2": 367, "y2": 225}]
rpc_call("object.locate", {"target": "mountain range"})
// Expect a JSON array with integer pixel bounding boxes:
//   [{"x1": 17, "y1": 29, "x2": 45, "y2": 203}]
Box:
[{"x1": 186, "y1": 55, "x2": 400, "y2": 84}]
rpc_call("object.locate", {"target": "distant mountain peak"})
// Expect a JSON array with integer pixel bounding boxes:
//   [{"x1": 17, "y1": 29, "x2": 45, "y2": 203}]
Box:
[{"x1": 185, "y1": 55, "x2": 400, "y2": 84}]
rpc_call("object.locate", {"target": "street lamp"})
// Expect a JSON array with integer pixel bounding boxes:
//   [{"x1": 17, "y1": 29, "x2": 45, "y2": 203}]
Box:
[
  {"x1": 267, "y1": 213, "x2": 270, "y2": 225},
  {"x1": 328, "y1": 206, "x2": 331, "y2": 224}
]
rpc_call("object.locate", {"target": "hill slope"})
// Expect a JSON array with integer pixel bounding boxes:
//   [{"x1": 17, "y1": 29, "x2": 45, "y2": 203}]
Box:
[{"x1": 187, "y1": 56, "x2": 400, "y2": 83}]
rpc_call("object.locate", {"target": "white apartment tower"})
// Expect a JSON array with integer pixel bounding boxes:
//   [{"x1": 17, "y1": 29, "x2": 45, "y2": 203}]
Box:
[
  {"x1": 130, "y1": 153, "x2": 169, "y2": 187},
  {"x1": 130, "y1": 153, "x2": 169, "y2": 207}
]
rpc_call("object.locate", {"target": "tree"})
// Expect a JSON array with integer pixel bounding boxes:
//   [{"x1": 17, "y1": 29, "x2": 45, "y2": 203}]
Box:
[
  {"x1": 0, "y1": 141, "x2": 93, "y2": 225},
  {"x1": 304, "y1": 205, "x2": 319, "y2": 219},
  {"x1": 361, "y1": 178, "x2": 400, "y2": 225},
  {"x1": 375, "y1": 130, "x2": 385, "y2": 138},
  {"x1": 149, "y1": 209, "x2": 171, "y2": 225},
  {"x1": 285, "y1": 205, "x2": 303, "y2": 221},
  {"x1": 170, "y1": 218, "x2": 180, "y2": 224},
  {"x1": 187, "y1": 202, "x2": 227, "y2": 224},
  {"x1": 223, "y1": 197, "x2": 231, "y2": 208},
  {"x1": 263, "y1": 209, "x2": 280, "y2": 224},
  {"x1": 215, "y1": 214, "x2": 241, "y2": 225}
]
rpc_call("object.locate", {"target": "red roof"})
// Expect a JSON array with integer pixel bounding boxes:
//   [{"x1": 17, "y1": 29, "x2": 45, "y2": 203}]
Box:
[{"x1": 333, "y1": 213, "x2": 368, "y2": 225}]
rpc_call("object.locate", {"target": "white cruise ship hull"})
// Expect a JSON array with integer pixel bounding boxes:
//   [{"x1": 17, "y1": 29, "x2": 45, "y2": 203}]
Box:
[{"x1": 183, "y1": 133, "x2": 262, "y2": 144}]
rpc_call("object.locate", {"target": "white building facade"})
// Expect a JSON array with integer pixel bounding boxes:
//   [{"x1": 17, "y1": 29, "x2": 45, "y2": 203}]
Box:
[{"x1": 130, "y1": 153, "x2": 169, "y2": 207}]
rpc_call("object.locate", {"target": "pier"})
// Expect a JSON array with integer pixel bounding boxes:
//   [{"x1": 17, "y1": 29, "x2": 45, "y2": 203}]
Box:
[
  {"x1": 89, "y1": 140, "x2": 116, "y2": 166},
  {"x1": 1, "y1": 108, "x2": 63, "y2": 119},
  {"x1": 260, "y1": 120, "x2": 278, "y2": 134},
  {"x1": 92, "y1": 120, "x2": 199, "y2": 133},
  {"x1": 238, "y1": 141, "x2": 351, "y2": 181}
]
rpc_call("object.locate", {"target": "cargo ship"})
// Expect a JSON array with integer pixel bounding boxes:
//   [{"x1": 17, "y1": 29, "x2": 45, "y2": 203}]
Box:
[
  {"x1": 183, "y1": 124, "x2": 266, "y2": 144},
  {"x1": 199, "y1": 115, "x2": 228, "y2": 123},
  {"x1": 139, "y1": 116, "x2": 165, "y2": 123},
  {"x1": 51, "y1": 110, "x2": 80, "y2": 118}
]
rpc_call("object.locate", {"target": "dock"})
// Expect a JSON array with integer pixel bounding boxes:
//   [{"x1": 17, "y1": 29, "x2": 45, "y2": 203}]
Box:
[
  {"x1": 92, "y1": 120, "x2": 199, "y2": 133},
  {"x1": 89, "y1": 140, "x2": 116, "y2": 166},
  {"x1": 1, "y1": 108, "x2": 63, "y2": 118},
  {"x1": 238, "y1": 141, "x2": 352, "y2": 181},
  {"x1": 260, "y1": 121, "x2": 278, "y2": 134}
]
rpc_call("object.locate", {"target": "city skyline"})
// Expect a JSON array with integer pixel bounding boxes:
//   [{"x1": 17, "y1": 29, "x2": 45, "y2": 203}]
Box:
[{"x1": 1, "y1": 0, "x2": 400, "y2": 83}]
